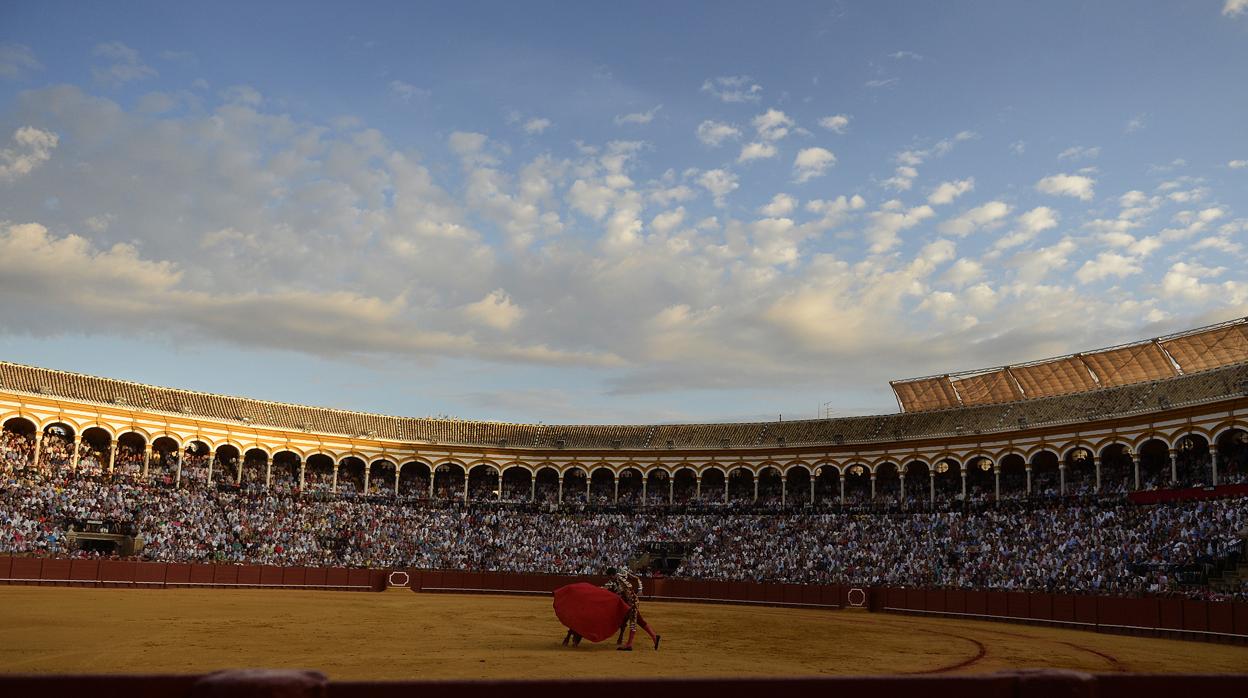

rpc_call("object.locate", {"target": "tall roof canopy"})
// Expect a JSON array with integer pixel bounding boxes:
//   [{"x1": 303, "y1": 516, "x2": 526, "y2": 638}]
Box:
[{"x1": 892, "y1": 317, "x2": 1248, "y2": 412}]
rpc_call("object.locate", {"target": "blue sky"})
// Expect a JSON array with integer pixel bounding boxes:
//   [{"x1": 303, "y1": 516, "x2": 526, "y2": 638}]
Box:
[{"x1": 1, "y1": 1, "x2": 1246, "y2": 423}]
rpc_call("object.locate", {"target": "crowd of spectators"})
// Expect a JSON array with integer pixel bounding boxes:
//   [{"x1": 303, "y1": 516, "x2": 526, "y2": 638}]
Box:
[{"x1": 2, "y1": 426, "x2": 1247, "y2": 600}]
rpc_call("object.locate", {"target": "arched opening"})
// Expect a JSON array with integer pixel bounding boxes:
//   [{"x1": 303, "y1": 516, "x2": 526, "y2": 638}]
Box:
[
  {"x1": 1029, "y1": 451, "x2": 1059, "y2": 497},
  {"x1": 1138, "y1": 438, "x2": 1171, "y2": 490},
  {"x1": 468, "y1": 464, "x2": 500, "y2": 501},
  {"x1": 212, "y1": 444, "x2": 241, "y2": 488},
  {"x1": 534, "y1": 466, "x2": 559, "y2": 504},
  {"x1": 726, "y1": 467, "x2": 753, "y2": 503},
  {"x1": 843, "y1": 464, "x2": 870, "y2": 506},
  {"x1": 965, "y1": 457, "x2": 994, "y2": 502},
  {"x1": 501, "y1": 466, "x2": 532, "y2": 502},
  {"x1": 79, "y1": 426, "x2": 113, "y2": 477},
  {"x1": 875, "y1": 462, "x2": 901, "y2": 506},
  {"x1": 1, "y1": 417, "x2": 36, "y2": 475},
  {"x1": 646, "y1": 469, "x2": 670, "y2": 505},
  {"x1": 933, "y1": 457, "x2": 961, "y2": 503},
  {"x1": 399, "y1": 461, "x2": 431, "y2": 498},
  {"x1": 370, "y1": 459, "x2": 397, "y2": 497},
  {"x1": 673, "y1": 467, "x2": 697, "y2": 503},
  {"x1": 180, "y1": 440, "x2": 210, "y2": 487},
  {"x1": 998, "y1": 454, "x2": 1027, "y2": 499},
  {"x1": 336, "y1": 456, "x2": 366, "y2": 495},
  {"x1": 271, "y1": 450, "x2": 301, "y2": 494},
  {"x1": 40, "y1": 422, "x2": 76, "y2": 475},
  {"x1": 304, "y1": 453, "x2": 335, "y2": 493},
  {"x1": 1174, "y1": 434, "x2": 1211, "y2": 487},
  {"x1": 1098, "y1": 443, "x2": 1134, "y2": 494},
  {"x1": 590, "y1": 467, "x2": 616, "y2": 504},
  {"x1": 617, "y1": 467, "x2": 643, "y2": 504},
  {"x1": 699, "y1": 467, "x2": 725, "y2": 504},
  {"x1": 1063, "y1": 446, "x2": 1095, "y2": 496},
  {"x1": 784, "y1": 466, "x2": 812, "y2": 507},
  {"x1": 902, "y1": 461, "x2": 931, "y2": 508},
  {"x1": 813, "y1": 465, "x2": 840, "y2": 507},
  {"x1": 241, "y1": 448, "x2": 269, "y2": 492},
  {"x1": 1216, "y1": 428, "x2": 1248, "y2": 485},
  {"x1": 115, "y1": 432, "x2": 147, "y2": 480},
  {"x1": 433, "y1": 462, "x2": 466, "y2": 501},
  {"x1": 562, "y1": 467, "x2": 588, "y2": 504},
  {"x1": 756, "y1": 466, "x2": 783, "y2": 506},
  {"x1": 150, "y1": 436, "x2": 181, "y2": 486}
]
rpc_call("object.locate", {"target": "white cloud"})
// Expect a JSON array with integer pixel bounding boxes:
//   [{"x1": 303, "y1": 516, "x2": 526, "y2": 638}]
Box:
[
  {"x1": 523, "y1": 117, "x2": 552, "y2": 134},
  {"x1": 866, "y1": 202, "x2": 934, "y2": 253},
  {"x1": 696, "y1": 120, "x2": 741, "y2": 147},
  {"x1": 793, "y1": 147, "x2": 836, "y2": 183},
  {"x1": 1057, "y1": 145, "x2": 1101, "y2": 161},
  {"x1": 650, "y1": 207, "x2": 686, "y2": 235},
  {"x1": 1224, "y1": 0, "x2": 1248, "y2": 18},
  {"x1": 753, "y1": 109, "x2": 795, "y2": 141},
  {"x1": 1010, "y1": 238, "x2": 1076, "y2": 284},
  {"x1": 1035, "y1": 173, "x2": 1095, "y2": 201},
  {"x1": 91, "y1": 41, "x2": 156, "y2": 87},
  {"x1": 614, "y1": 105, "x2": 662, "y2": 126},
  {"x1": 888, "y1": 50, "x2": 924, "y2": 61},
  {"x1": 1075, "y1": 252, "x2": 1142, "y2": 284},
  {"x1": 738, "y1": 141, "x2": 777, "y2": 162},
  {"x1": 464, "y1": 289, "x2": 524, "y2": 330},
  {"x1": 1010, "y1": 141, "x2": 1026, "y2": 156},
  {"x1": 698, "y1": 169, "x2": 739, "y2": 206},
  {"x1": 927, "y1": 178, "x2": 975, "y2": 205},
  {"x1": 865, "y1": 77, "x2": 899, "y2": 88},
  {"x1": 994, "y1": 206, "x2": 1058, "y2": 250},
  {"x1": 701, "y1": 75, "x2": 762, "y2": 102},
  {"x1": 389, "y1": 80, "x2": 430, "y2": 102},
  {"x1": 0, "y1": 43, "x2": 41, "y2": 80},
  {"x1": 941, "y1": 258, "x2": 983, "y2": 287},
  {"x1": 1229, "y1": 159, "x2": 1248, "y2": 169},
  {"x1": 818, "y1": 114, "x2": 851, "y2": 134},
  {"x1": 938, "y1": 201, "x2": 1011, "y2": 236},
  {"x1": 1125, "y1": 115, "x2": 1145, "y2": 133},
  {"x1": 759, "y1": 193, "x2": 797, "y2": 217},
  {"x1": 0, "y1": 126, "x2": 58, "y2": 182}
]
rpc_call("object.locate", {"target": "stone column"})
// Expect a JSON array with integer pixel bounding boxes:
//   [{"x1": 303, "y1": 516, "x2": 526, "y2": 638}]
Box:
[
  {"x1": 839, "y1": 476, "x2": 845, "y2": 505},
  {"x1": 960, "y1": 470, "x2": 967, "y2": 500},
  {"x1": 1059, "y1": 464, "x2": 1066, "y2": 496},
  {"x1": 1132, "y1": 454, "x2": 1139, "y2": 491},
  {"x1": 808, "y1": 476, "x2": 815, "y2": 505},
  {"x1": 298, "y1": 462, "x2": 306, "y2": 492},
  {"x1": 1094, "y1": 457, "x2": 1101, "y2": 493},
  {"x1": 614, "y1": 475, "x2": 620, "y2": 503},
  {"x1": 899, "y1": 474, "x2": 906, "y2": 507},
  {"x1": 363, "y1": 465, "x2": 371, "y2": 496},
  {"x1": 723, "y1": 477, "x2": 728, "y2": 503},
  {"x1": 530, "y1": 476, "x2": 536, "y2": 503},
  {"x1": 1025, "y1": 466, "x2": 1032, "y2": 495},
  {"x1": 206, "y1": 453, "x2": 214, "y2": 485},
  {"x1": 265, "y1": 456, "x2": 272, "y2": 491},
  {"x1": 696, "y1": 476, "x2": 702, "y2": 501},
  {"x1": 558, "y1": 474, "x2": 564, "y2": 504},
  {"x1": 428, "y1": 471, "x2": 435, "y2": 499},
  {"x1": 871, "y1": 473, "x2": 877, "y2": 500},
  {"x1": 668, "y1": 477, "x2": 674, "y2": 505},
  {"x1": 175, "y1": 448, "x2": 184, "y2": 487},
  {"x1": 1169, "y1": 449, "x2": 1177, "y2": 485},
  {"x1": 235, "y1": 456, "x2": 243, "y2": 486},
  {"x1": 143, "y1": 446, "x2": 152, "y2": 479},
  {"x1": 588, "y1": 476, "x2": 593, "y2": 503},
  {"x1": 641, "y1": 477, "x2": 648, "y2": 505},
  {"x1": 32, "y1": 433, "x2": 43, "y2": 470},
  {"x1": 395, "y1": 463, "x2": 403, "y2": 496},
  {"x1": 108, "y1": 443, "x2": 116, "y2": 474},
  {"x1": 928, "y1": 474, "x2": 935, "y2": 506},
  {"x1": 753, "y1": 477, "x2": 759, "y2": 503},
  {"x1": 993, "y1": 468, "x2": 1000, "y2": 500},
  {"x1": 1212, "y1": 451, "x2": 1220, "y2": 487},
  {"x1": 463, "y1": 474, "x2": 469, "y2": 503},
  {"x1": 71, "y1": 436, "x2": 81, "y2": 470},
  {"x1": 331, "y1": 464, "x2": 339, "y2": 493}
]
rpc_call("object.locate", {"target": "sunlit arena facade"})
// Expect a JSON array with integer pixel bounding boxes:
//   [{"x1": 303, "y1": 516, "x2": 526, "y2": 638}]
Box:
[{"x1": 3, "y1": 318, "x2": 1247, "y2": 508}]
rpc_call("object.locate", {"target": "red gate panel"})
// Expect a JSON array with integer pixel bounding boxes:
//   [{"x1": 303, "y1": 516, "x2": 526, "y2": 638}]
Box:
[
  {"x1": 1158, "y1": 598, "x2": 1183, "y2": 630},
  {"x1": 40, "y1": 558, "x2": 71, "y2": 584},
  {"x1": 133, "y1": 561, "x2": 165, "y2": 586},
  {"x1": 1051, "y1": 594, "x2": 1075, "y2": 623},
  {"x1": 236, "y1": 566, "x2": 261, "y2": 586},
  {"x1": 965, "y1": 590, "x2": 988, "y2": 615},
  {"x1": 1182, "y1": 600, "x2": 1208, "y2": 632},
  {"x1": 164, "y1": 563, "x2": 191, "y2": 585},
  {"x1": 304, "y1": 567, "x2": 327, "y2": 587},
  {"x1": 259, "y1": 566, "x2": 284, "y2": 586},
  {"x1": 188, "y1": 563, "x2": 215, "y2": 585},
  {"x1": 1029, "y1": 593, "x2": 1053, "y2": 621},
  {"x1": 212, "y1": 565, "x2": 239, "y2": 586}
]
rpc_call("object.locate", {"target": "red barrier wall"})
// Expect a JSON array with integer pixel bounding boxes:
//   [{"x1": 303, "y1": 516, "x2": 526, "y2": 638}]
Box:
[{"x1": 0, "y1": 556, "x2": 380, "y2": 592}]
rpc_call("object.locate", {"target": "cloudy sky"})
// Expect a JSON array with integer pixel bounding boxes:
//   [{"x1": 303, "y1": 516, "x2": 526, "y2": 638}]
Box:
[{"x1": 1, "y1": 1, "x2": 1246, "y2": 424}]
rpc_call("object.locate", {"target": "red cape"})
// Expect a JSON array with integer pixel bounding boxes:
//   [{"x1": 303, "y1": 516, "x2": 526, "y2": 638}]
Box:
[{"x1": 552, "y1": 583, "x2": 630, "y2": 643}]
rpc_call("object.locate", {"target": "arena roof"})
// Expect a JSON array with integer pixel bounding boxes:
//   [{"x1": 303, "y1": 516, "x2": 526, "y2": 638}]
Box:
[
  {"x1": 890, "y1": 318, "x2": 1248, "y2": 413},
  {"x1": 3, "y1": 339, "x2": 1247, "y2": 450}
]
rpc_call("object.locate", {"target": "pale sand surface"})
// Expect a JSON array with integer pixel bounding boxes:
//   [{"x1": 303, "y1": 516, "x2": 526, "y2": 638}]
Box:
[{"x1": 1, "y1": 587, "x2": 1246, "y2": 679}]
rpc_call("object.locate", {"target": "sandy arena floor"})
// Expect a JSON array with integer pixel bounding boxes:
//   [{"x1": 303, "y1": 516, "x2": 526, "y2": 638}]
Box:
[{"x1": 0, "y1": 587, "x2": 1246, "y2": 679}]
